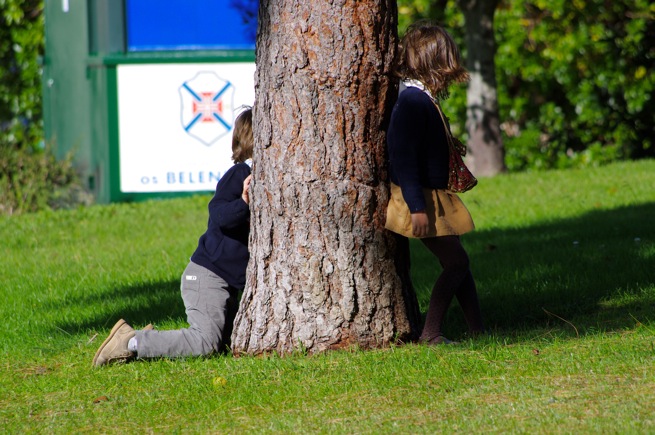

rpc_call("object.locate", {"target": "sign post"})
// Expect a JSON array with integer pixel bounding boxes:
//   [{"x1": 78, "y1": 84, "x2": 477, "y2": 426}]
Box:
[{"x1": 43, "y1": 0, "x2": 257, "y2": 203}]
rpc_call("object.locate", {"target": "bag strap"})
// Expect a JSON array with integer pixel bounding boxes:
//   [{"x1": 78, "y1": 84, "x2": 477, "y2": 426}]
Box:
[
  {"x1": 432, "y1": 99, "x2": 449, "y2": 132},
  {"x1": 432, "y1": 100, "x2": 467, "y2": 157}
]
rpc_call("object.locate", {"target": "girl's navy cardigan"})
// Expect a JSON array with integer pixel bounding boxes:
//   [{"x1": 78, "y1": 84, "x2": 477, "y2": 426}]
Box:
[{"x1": 387, "y1": 87, "x2": 450, "y2": 212}]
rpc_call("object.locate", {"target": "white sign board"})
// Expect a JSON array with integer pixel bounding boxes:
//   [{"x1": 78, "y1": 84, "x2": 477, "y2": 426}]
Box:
[{"x1": 117, "y1": 62, "x2": 255, "y2": 193}]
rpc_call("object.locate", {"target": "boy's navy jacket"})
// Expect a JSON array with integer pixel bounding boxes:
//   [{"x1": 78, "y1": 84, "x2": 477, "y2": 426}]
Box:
[
  {"x1": 387, "y1": 86, "x2": 450, "y2": 213},
  {"x1": 191, "y1": 162, "x2": 251, "y2": 289}
]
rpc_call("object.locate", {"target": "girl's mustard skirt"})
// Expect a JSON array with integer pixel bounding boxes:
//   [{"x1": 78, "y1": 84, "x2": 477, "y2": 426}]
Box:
[{"x1": 385, "y1": 183, "x2": 474, "y2": 239}]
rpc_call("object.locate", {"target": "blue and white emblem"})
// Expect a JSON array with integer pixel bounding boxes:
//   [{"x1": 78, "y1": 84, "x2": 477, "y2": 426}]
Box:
[{"x1": 179, "y1": 72, "x2": 235, "y2": 146}]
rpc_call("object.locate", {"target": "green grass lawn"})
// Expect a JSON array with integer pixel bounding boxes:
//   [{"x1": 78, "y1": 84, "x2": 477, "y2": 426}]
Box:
[{"x1": 1, "y1": 160, "x2": 654, "y2": 433}]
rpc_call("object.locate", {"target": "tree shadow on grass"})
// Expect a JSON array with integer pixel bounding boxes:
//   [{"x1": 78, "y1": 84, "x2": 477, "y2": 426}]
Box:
[
  {"x1": 413, "y1": 202, "x2": 655, "y2": 339},
  {"x1": 51, "y1": 279, "x2": 186, "y2": 335},
  {"x1": 52, "y1": 204, "x2": 654, "y2": 343}
]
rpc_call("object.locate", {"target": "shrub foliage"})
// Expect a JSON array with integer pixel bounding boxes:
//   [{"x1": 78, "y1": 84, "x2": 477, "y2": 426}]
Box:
[
  {"x1": 0, "y1": 0, "x2": 83, "y2": 215},
  {"x1": 0, "y1": 0, "x2": 42, "y2": 151},
  {"x1": 1, "y1": 1, "x2": 654, "y2": 214},
  {"x1": 399, "y1": 0, "x2": 655, "y2": 170}
]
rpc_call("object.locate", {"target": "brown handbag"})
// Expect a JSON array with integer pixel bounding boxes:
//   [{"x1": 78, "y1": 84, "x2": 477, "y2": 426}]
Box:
[{"x1": 433, "y1": 102, "x2": 478, "y2": 193}]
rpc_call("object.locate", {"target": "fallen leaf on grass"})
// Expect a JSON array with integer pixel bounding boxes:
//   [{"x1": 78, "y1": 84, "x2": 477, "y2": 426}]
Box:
[
  {"x1": 93, "y1": 396, "x2": 109, "y2": 404},
  {"x1": 213, "y1": 377, "x2": 228, "y2": 388}
]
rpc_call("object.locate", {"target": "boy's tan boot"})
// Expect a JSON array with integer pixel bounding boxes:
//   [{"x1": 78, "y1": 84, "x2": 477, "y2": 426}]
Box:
[{"x1": 92, "y1": 319, "x2": 136, "y2": 367}]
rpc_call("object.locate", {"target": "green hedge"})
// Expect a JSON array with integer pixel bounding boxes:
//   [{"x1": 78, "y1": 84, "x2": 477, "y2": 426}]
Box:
[
  {"x1": 0, "y1": 0, "x2": 86, "y2": 215},
  {"x1": 2, "y1": 1, "x2": 654, "y2": 214},
  {"x1": 1, "y1": 0, "x2": 43, "y2": 152},
  {"x1": 399, "y1": 0, "x2": 655, "y2": 170}
]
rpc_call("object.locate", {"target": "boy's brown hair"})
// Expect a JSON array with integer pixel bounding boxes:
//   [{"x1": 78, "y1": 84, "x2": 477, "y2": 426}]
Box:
[
  {"x1": 394, "y1": 22, "x2": 469, "y2": 99},
  {"x1": 231, "y1": 107, "x2": 253, "y2": 163}
]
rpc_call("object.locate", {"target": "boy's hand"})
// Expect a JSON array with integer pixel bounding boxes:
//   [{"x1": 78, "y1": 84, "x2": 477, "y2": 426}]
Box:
[{"x1": 242, "y1": 175, "x2": 253, "y2": 204}]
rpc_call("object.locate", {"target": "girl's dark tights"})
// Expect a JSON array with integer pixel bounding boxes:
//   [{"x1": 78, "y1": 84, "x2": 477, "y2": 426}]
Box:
[{"x1": 420, "y1": 235, "x2": 484, "y2": 341}]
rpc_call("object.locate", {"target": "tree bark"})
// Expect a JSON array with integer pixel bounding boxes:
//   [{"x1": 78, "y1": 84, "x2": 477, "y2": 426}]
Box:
[
  {"x1": 232, "y1": 0, "x2": 420, "y2": 355},
  {"x1": 457, "y1": 0, "x2": 506, "y2": 176}
]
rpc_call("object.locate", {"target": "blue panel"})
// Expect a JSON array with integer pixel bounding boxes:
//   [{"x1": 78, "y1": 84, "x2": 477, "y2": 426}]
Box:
[{"x1": 126, "y1": 0, "x2": 258, "y2": 51}]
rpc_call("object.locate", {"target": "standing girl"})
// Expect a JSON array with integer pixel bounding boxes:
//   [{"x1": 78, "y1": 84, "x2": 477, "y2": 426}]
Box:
[{"x1": 387, "y1": 22, "x2": 484, "y2": 344}]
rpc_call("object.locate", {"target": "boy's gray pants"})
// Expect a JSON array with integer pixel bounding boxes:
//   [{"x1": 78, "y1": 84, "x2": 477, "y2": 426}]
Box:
[{"x1": 134, "y1": 261, "x2": 239, "y2": 358}]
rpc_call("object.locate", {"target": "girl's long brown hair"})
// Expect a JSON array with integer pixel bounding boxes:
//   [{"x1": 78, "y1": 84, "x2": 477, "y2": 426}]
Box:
[{"x1": 394, "y1": 22, "x2": 469, "y2": 99}]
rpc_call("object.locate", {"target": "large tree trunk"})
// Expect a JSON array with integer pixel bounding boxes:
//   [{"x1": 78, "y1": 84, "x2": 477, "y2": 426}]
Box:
[
  {"x1": 457, "y1": 0, "x2": 506, "y2": 176},
  {"x1": 232, "y1": 0, "x2": 420, "y2": 355}
]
